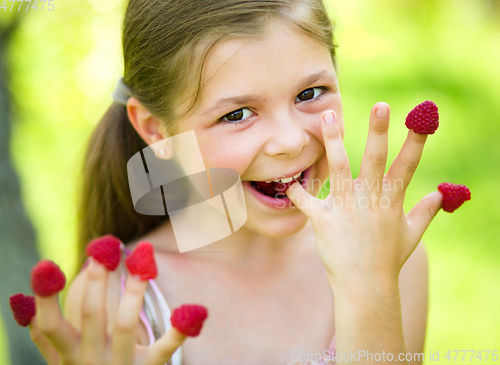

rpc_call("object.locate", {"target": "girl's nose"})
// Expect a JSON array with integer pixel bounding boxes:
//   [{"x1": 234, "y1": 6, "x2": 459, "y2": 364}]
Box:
[{"x1": 263, "y1": 114, "x2": 310, "y2": 157}]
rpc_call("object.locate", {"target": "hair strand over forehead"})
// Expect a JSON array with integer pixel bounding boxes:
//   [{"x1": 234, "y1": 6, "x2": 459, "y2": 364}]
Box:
[{"x1": 123, "y1": 0, "x2": 337, "y2": 128}]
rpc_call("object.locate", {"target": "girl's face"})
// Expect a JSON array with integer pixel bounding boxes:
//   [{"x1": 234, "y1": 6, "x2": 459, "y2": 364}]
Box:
[{"x1": 174, "y1": 21, "x2": 344, "y2": 238}]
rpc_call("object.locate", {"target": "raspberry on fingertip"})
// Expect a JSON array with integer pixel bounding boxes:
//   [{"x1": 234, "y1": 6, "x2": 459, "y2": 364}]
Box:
[
  {"x1": 86, "y1": 234, "x2": 122, "y2": 271},
  {"x1": 9, "y1": 293, "x2": 36, "y2": 327},
  {"x1": 30, "y1": 260, "x2": 66, "y2": 297},
  {"x1": 406, "y1": 100, "x2": 439, "y2": 134},
  {"x1": 437, "y1": 182, "x2": 471, "y2": 212},
  {"x1": 125, "y1": 241, "x2": 157, "y2": 280},
  {"x1": 170, "y1": 304, "x2": 208, "y2": 337}
]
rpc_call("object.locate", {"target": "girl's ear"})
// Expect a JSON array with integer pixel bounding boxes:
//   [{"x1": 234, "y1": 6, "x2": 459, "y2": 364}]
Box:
[
  {"x1": 126, "y1": 97, "x2": 168, "y2": 145},
  {"x1": 126, "y1": 97, "x2": 174, "y2": 159}
]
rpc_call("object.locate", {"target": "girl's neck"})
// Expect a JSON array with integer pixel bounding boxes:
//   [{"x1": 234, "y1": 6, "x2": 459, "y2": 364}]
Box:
[{"x1": 147, "y1": 218, "x2": 314, "y2": 268}]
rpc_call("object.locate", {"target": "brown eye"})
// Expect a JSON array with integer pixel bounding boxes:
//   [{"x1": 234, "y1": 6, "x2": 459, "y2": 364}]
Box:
[
  {"x1": 226, "y1": 110, "x2": 244, "y2": 122},
  {"x1": 297, "y1": 88, "x2": 315, "y2": 101},
  {"x1": 296, "y1": 87, "x2": 325, "y2": 101},
  {"x1": 220, "y1": 107, "x2": 253, "y2": 124}
]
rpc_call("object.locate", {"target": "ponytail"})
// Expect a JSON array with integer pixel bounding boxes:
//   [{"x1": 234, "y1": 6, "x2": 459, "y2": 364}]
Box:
[{"x1": 76, "y1": 102, "x2": 167, "y2": 270}]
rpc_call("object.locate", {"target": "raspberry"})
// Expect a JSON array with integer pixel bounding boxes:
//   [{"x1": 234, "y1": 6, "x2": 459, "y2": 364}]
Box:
[
  {"x1": 124, "y1": 241, "x2": 157, "y2": 280},
  {"x1": 86, "y1": 234, "x2": 122, "y2": 271},
  {"x1": 405, "y1": 100, "x2": 439, "y2": 134},
  {"x1": 170, "y1": 304, "x2": 208, "y2": 337},
  {"x1": 437, "y1": 182, "x2": 471, "y2": 212},
  {"x1": 31, "y1": 260, "x2": 66, "y2": 297},
  {"x1": 9, "y1": 293, "x2": 36, "y2": 327}
]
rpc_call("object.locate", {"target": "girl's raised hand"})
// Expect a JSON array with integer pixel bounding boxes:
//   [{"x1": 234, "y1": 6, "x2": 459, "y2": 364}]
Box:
[
  {"x1": 27, "y1": 259, "x2": 189, "y2": 365},
  {"x1": 286, "y1": 102, "x2": 443, "y2": 291}
]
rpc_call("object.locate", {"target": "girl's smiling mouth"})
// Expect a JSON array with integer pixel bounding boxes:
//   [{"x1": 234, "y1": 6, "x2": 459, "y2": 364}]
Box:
[{"x1": 243, "y1": 165, "x2": 313, "y2": 209}]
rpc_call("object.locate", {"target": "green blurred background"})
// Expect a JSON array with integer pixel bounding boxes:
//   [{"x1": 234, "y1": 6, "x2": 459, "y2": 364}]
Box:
[{"x1": 0, "y1": 0, "x2": 499, "y2": 363}]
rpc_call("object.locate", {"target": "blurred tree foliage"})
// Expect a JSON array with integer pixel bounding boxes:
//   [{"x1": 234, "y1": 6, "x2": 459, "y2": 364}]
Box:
[
  {"x1": 0, "y1": 11, "x2": 45, "y2": 365},
  {"x1": 326, "y1": 0, "x2": 500, "y2": 358},
  {"x1": 0, "y1": 0, "x2": 498, "y2": 363}
]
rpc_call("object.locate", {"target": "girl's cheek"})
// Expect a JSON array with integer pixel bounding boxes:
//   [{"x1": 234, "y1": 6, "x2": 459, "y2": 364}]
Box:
[{"x1": 199, "y1": 138, "x2": 257, "y2": 176}]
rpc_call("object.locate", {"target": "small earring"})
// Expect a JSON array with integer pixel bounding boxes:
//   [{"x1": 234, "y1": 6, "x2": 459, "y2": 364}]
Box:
[{"x1": 154, "y1": 149, "x2": 167, "y2": 158}]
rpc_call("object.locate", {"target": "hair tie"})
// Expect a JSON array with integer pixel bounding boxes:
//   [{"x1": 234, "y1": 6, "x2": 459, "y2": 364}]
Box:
[{"x1": 112, "y1": 77, "x2": 133, "y2": 106}]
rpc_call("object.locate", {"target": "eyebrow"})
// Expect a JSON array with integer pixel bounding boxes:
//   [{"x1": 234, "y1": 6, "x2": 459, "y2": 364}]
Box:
[{"x1": 202, "y1": 70, "x2": 337, "y2": 116}]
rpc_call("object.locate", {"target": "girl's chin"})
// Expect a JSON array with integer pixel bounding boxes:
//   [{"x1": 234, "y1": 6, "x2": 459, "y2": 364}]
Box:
[{"x1": 243, "y1": 211, "x2": 310, "y2": 239}]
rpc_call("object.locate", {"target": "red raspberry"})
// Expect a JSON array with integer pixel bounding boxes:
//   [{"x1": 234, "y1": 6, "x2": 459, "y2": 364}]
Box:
[
  {"x1": 170, "y1": 304, "x2": 208, "y2": 337},
  {"x1": 86, "y1": 234, "x2": 122, "y2": 271},
  {"x1": 405, "y1": 100, "x2": 439, "y2": 134},
  {"x1": 437, "y1": 182, "x2": 471, "y2": 212},
  {"x1": 125, "y1": 241, "x2": 157, "y2": 280},
  {"x1": 9, "y1": 293, "x2": 36, "y2": 327},
  {"x1": 31, "y1": 260, "x2": 66, "y2": 297}
]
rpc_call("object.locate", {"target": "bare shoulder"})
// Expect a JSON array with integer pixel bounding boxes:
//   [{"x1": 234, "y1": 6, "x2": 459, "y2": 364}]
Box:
[{"x1": 399, "y1": 241, "x2": 429, "y2": 363}]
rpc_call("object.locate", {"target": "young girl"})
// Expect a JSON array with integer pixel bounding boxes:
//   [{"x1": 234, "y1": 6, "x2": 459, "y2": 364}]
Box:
[{"x1": 27, "y1": 0, "x2": 442, "y2": 363}]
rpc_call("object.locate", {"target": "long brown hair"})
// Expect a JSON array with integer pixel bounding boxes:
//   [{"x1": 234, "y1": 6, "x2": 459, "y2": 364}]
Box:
[{"x1": 76, "y1": 0, "x2": 338, "y2": 269}]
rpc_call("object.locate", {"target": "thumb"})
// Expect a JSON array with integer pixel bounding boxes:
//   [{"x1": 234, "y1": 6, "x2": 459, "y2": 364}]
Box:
[
  {"x1": 142, "y1": 327, "x2": 187, "y2": 364},
  {"x1": 285, "y1": 181, "x2": 319, "y2": 219},
  {"x1": 406, "y1": 190, "x2": 443, "y2": 241}
]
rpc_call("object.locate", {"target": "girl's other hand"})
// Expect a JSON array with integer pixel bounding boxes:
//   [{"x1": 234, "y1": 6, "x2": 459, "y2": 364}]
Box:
[
  {"x1": 286, "y1": 102, "x2": 442, "y2": 292},
  {"x1": 29, "y1": 259, "x2": 187, "y2": 365}
]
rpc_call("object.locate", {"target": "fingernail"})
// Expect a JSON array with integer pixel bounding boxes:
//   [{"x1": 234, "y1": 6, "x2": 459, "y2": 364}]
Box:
[
  {"x1": 376, "y1": 105, "x2": 388, "y2": 119},
  {"x1": 323, "y1": 111, "x2": 335, "y2": 125}
]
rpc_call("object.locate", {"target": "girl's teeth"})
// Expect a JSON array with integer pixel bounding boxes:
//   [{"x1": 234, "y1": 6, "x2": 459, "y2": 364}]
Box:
[{"x1": 264, "y1": 172, "x2": 302, "y2": 184}]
